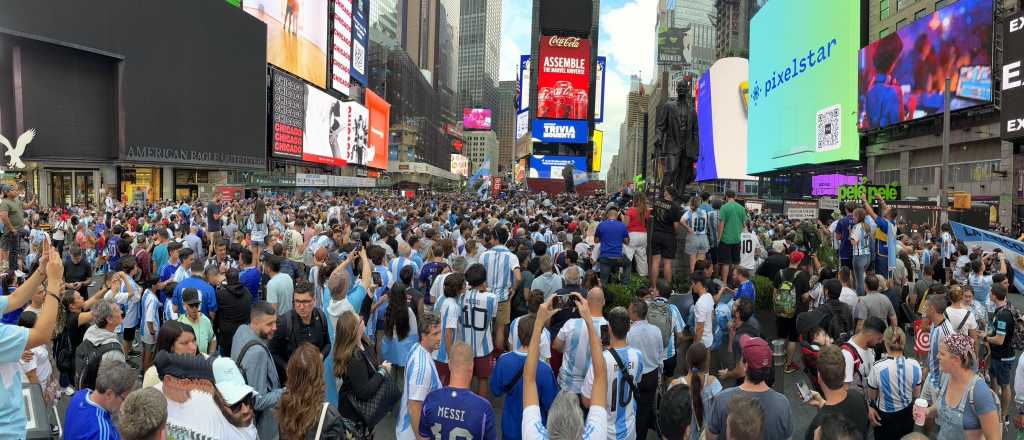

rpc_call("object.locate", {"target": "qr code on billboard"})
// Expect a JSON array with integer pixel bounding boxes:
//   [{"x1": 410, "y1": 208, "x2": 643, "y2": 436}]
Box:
[
  {"x1": 816, "y1": 104, "x2": 841, "y2": 152},
  {"x1": 353, "y1": 42, "x2": 366, "y2": 75}
]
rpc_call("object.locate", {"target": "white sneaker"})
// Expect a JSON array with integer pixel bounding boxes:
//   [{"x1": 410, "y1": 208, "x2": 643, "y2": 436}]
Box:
[{"x1": 63, "y1": 386, "x2": 74, "y2": 396}]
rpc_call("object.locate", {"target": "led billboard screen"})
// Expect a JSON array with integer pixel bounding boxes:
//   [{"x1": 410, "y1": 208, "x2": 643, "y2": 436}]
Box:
[
  {"x1": 463, "y1": 108, "x2": 493, "y2": 130},
  {"x1": 858, "y1": 0, "x2": 993, "y2": 130},
  {"x1": 696, "y1": 58, "x2": 753, "y2": 181},
  {"x1": 366, "y1": 89, "x2": 390, "y2": 170},
  {"x1": 747, "y1": 0, "x2": 860, "y2": 174},
  {"x1": 245, "y1": 0, "x2": 329, "y2": 88},
  {"x1": 271, "y1": 69, "x2": 368, "y2": 168},
  {"x1": 529, "y1": 155, "x2": 587, "y2": 180},
  {"x1": 350, "y1": 0, "x2": 369, "y2": 85},
  {"x1": 537, "y1": 35, "x2": 591, "y2": 120},
  {"x1": 451, "y1": 154, "x2": 469, "y2": 177},
  {"x1": 1002, "y1": 10, "x2": 1024, "y2": 140},
  {"x1": 812, "y1": 174, "x2": 861, "y2": 196},
  {"x1": 532, "y1": 119, "x2": 589, "y2": 144},
  {"x1": 332, "y1": 0, "x2": 353, "y2": 95}
]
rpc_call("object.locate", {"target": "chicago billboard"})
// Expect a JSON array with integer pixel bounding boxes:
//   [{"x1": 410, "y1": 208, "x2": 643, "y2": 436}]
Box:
[
  {"x1": 271, "y1": 69, "x2": 369, "y2": 167},
  {"x1": 696, "y1": 58, "x2": 753, "y2": 181},
  {"x1": 537, "y1": 35, "x2": 591, "y2": 120},
  {"x1": 245, "y1": 0, "x2": 329, "y2": 88},
  {"x1": 858, "y1": 0, "x2": 992, "y2": 131},
  {"x1": 332, "y1": 0, "x2": 353, "y2": 95},
  {"x1": 1002, "y1": 11, "x2": 1024, "y2": 140},
  {"x1": 747, "y1": 0, "x2": 860, "y2": 174}
]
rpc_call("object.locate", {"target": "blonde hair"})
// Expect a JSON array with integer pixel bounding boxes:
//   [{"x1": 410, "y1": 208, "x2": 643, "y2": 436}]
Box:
[
  {"x1": 884, "y1": 326, "x2": 906, "y2": 352},
  {"x1": 947, "y1": 285, "x2": 964, "y2": 304}
]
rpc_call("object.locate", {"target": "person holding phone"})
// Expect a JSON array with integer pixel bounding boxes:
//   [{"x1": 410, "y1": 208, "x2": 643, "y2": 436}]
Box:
[
  {"x1": 802, "y1": 345, "x2": 870, "y2": 440},
  {"x1": 553, "y1": 287, "x2": 608, "y2": 393}
]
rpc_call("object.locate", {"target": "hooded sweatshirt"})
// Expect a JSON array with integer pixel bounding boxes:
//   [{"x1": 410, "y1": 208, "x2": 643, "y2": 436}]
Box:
[
  {"x1": 215, "y1": 282, "x2": 252, "y2": 356},
  {"x1": 231, "y1": 324, "x2": 282, "y2": 440},
  {"x1": 82, "y1": 325, "x2": 126, "y2": 367}
]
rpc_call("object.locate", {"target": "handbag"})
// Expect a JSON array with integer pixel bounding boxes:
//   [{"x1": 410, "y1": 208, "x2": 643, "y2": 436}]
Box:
[{"x1": 345, "y1": 350, "x2": 401, "y2": 426}]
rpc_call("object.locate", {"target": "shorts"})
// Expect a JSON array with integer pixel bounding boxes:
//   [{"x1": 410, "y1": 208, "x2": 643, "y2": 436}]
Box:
[
  {"x1": 684, "y1": 234, "x2": 710, "y2": 255},
  {"x1": 718, "y1": 243, "x2": 741, "y2": 265},
  {"x1": 776, "y1": 316, "x2": 798, "y2": 342},
  {"x1": 651, "y1": 232, "x2": 677, "y2": 259},
  {"x1": 122, "y1": 326, "x2": 136, "y2": 342},
  {"x1": 496, "y1": 300, "x2": 511, "y2": 327},
  {"x1": 989, "y1": 357, "x2": 1014, "y2": 386},
  {"x1": 473, "y1": 354, "x2": 494, "y2": 379}
]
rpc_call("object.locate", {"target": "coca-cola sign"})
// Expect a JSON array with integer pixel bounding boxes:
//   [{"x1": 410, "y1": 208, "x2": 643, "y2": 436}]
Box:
[{"x1": 547, "y1": 36, "x2": 582, "y2": 48}]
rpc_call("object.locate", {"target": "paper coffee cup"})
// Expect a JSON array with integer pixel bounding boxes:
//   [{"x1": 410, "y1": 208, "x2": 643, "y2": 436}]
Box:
[{"x1": 913, "y1": 398, "x2": 928, "y2": 426}]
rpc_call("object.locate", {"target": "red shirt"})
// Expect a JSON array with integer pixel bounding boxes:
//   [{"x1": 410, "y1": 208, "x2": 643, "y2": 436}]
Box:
[{"x1": 625, "y1": 207, "x2": 649, "y2": 233}]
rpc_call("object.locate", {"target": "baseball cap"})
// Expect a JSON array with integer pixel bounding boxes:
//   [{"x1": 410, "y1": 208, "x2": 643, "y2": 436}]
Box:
[
  {"x1": 212, "y1": 357, "x2": 255, "y2": 406},
  {"x1": 789, "y1": 251, "x2": 806, "y2": 265},
  {"x1": 739, "y1": 335, "x2": 771, "y2": 369},
  {"x1": 182, "y1": 288, "x2": 201, "y2": 305}
]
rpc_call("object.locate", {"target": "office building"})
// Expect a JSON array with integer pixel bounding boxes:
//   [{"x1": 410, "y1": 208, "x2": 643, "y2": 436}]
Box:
[
  {"x1": 495, "y1": 80, "x2": 518, "y2": 171},
  {"x1": 458, "y1": 0, "x2": 502, "y2": 113}
]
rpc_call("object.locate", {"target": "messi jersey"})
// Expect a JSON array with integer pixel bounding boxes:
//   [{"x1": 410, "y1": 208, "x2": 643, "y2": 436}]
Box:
[
  {"x1": 418, "y1": 387, "x2": 498, "y2": 440},
  {"x1": 459, "y1": 289, "x2": 498, "y2": 357},
  {"x1": 582, "y1": 347, "x2": 644, "y2": 440}
]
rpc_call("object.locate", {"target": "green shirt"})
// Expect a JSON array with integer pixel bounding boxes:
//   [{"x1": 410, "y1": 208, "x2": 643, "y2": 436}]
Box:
[
  {"x1": 178, "y1": 314, "x2": 215, "y2": 355},
  {"x1": 719, "y1": 201, "x2": 747, "y2": 245},
  {"x1": 0, "y1": 198, "x2": 25, "y2": 230}
]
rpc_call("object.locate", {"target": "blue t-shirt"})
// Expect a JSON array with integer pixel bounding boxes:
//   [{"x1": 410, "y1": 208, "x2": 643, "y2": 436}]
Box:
[
  {"x1": 490, "y1": 351, "x2": 558, "y2": 440},
  {"x1": 835, "y1": 216, "x2": 853, "y2": 259},
  {"x1": 418, "y1": 387, "x2": 498, "y2": 440},
  {"x1": 0, "y1": 297, "x2": 29, "y2": 438},
  {"x1": 239, "y1": 267, "x2": 262, "y2": 304},
  {"x1": 940, "y1": 375, "x2": 998, "y2": 431},
  {"x1": 64, "y1": 390, "x2": 120, "y2": 440},
  {"x1": 595, "y1": 220, "x2": 629, "y2": 259},
  {"x1": 735, "y1": 280, "x2": 756, "y2": 302},
  {"x1": 152, "y1": 244, "x2": 169, "y2": 275},
  {"x1": 173, "y1": 276, "x2": 218, "y2": 317}
]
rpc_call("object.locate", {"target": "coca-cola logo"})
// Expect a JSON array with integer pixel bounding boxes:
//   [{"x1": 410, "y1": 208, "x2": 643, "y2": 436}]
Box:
[{"x1": 547, "y1": 36, "x2": 582, "y2": 48}]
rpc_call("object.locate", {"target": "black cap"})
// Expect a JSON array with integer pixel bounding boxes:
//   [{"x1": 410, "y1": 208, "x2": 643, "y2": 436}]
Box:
[{"x1": 182, "y1": 288, "x2": 201, "y2": 305}]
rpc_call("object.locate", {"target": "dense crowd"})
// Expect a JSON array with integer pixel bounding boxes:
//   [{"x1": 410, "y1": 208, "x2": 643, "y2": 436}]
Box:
[{"x1": 0, "y1": 181, "x2": 1020, "y2": 440}]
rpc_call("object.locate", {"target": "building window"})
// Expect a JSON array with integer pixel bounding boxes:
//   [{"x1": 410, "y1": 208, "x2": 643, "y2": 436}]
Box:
[
  {"x1": 897, "y1": 0, "x2": 917, "y2": 11},
  {"x1": 895, "y1": 18, "x2": 908, "y2": 30},
  {"x1": 914, "y1": 8, "x2": 928, "y2": 19},
  {"x1": 875, "y1": 169, "x2": 900, "y2": 186},
  {"x1": 879, "y1": 28, "x2": 891, "y2": 39},
  {"x1": 949, "y1": 160, "x2": 1000, "y2": 183},
  {"x1": 935, "y1": 0, "x2": 958, "y2": 10},
  {"x1": 880, "y1": 0, "x2": 891, "y2": 19},
  {"x1": 908, "y1": 166, "x2": 937, "y2": 186}
]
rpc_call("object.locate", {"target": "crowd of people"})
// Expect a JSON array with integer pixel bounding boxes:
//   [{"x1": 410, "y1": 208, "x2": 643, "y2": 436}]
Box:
[{"x1": 0, "y1": 180, "x2": 1020, "y2": 440}]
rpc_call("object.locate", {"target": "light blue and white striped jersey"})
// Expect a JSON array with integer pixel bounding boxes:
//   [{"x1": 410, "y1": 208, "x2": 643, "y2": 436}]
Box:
[
  {"x1": 682, "y1": 208, "x2": 709, "y2": 235},
  {"x1": 373, "y1": 265, "x2": 393, "y2": 290},
  {"x1": 522, "y1": 405, "x2": 607, "y2": 440},
  {"x1": 547, "y1": 242, "x2": 565, "y2": 259},
  {"x1": 459, "y1": 288, "x2": 498, "y2": 357},
  {"x1": 389, "y1": 256, "x2": 414, "y2": 287},
  {"x1": 432, "y1": 297, "x2": 462, "y2": 364},
  {"x1": 867, "y1": 356, "x2": 922, "y2": 413},
  {"x1": 651, "y1": 299, "x2": 686, "y2": 360},
  {"x1": 582, "y1": 347, "x2": 644, "y2": 440},
  {"x1": 396, "y1": 344, "x2": 442, "y2": 440},
  {"x1": 968, "y1": 272, "x2": 994, "y2": 309},
  {"x1": 480, "y1": 245, "x2": 520, "y2": 302},
  {"x1": 555, "y1": 316, "x2": 609, "y2": 393},
  {"x1": 509, "y1": 315, "x2": 551, "y2": 360}
]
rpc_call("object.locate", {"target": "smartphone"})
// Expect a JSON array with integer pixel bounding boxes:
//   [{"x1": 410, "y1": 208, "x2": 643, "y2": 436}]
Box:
[
  {"x1": 600, "y1": 324, "x2": 610, "y2": 347},
  {"x1": 353, "y1": 241, "x2": 363, "y2": 252},
  {"x1": 796, "y1": 381, "x2": 811, "y2": 402},
  {"x1": 551, "y1": 294, "x2": 573, "y2": 310},
  {"x1": 371, "y1": 271, "x2": 382, "y2": 286}
]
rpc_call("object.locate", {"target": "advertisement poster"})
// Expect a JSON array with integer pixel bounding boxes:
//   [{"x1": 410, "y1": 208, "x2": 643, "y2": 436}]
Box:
[
  {"x1": 696, "y1": 58, "x2": 753, "y2": 181},
  {"x1": 537, "y1": 35, "x2": 591, "y2": 120},
  {"x1": 747, "y1": 0, "x2": 860, "y2": 174},
  {"x1": 858, "y1": 0, "x2": 992, "y2": 130},
  {"x1": 532, "y1": 119, "x2": 589, "y2": 144},
  {"x1": 245, "y1": 0, "x2": 328, "y2": 88},
  {"x1": 657, "y1": 27, "x2": 690, "y2": 66},
  {"x1": 463, "y1": 108, "x2": 493, "y2": 130},
  {"x1": 812, "y1": 174, "x2": 860, "y2": 196},
  {"x1": 950, "y1": 221, "x2": 1024, "y2": 292},
  {"x1": 594, "y1": 56, "x2": 606, "y2": 122},
  {"x1": 519, "y1": 55, "x2": 531, "y2": 112},
  {"x1": 450, "y1": 154, "x2": 469, "y2": 177},
  {"x1": 1002, "y1": 10, "x2": 1024, "y2": 140},
  {"x1": 515, "y1": 110, "x2": 529, "y2": 139},
  {"x1": 350, "y1": 0, "x2": 369, "y2": 85},
  {"x1": 591, "y1": 130, "x2": 603, "y2": 173},
  {"x1": 366, "y1": 89, "x2": 390, "y2": 170},
  {"x1": 528, "y1": 155, "x2": 587, "y2": 179},
  {"x1": 515, "y1": 159, "x2": 526, "y2": 183},
  {"x1": 271, "y1": 71, "x2": 307, "y2": 159},
  {"x1": 301, "y1": 84, "x2": 347, "y2": 166},
  {"x1": 332, "y1": 0, "x2": 353, "y2": 95},
  {"x1": 341, "y1": 101, "x2": 369, "y2": 166}
]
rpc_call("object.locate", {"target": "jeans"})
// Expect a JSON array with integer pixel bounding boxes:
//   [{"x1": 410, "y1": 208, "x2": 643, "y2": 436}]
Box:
[
  {"x1": 853, "y1": 254, "x2": 871, "y2": 295},
  {"x1": 598, "y1": 256, "x2": 629, "y2": 287},
  {"x1": 875, "y1": 255, "x2": 890, "y2": 278}
]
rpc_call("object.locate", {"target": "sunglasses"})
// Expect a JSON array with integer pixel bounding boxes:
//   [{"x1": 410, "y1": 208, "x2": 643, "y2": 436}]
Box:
[{"x1": 230, "y1": 393, "x2": 255, "y2": 412}]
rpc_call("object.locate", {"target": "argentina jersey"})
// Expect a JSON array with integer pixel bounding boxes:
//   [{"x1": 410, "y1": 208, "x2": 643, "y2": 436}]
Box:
[
  {"x1": 460, "y1": 289, "x2": 498, "y2": 357},
  {"x1": 662, "y1": 301, "x2": 685, "y2": 360},
  {"x1": 683, "y1": 208, "x2": 709, "y2": 235},
  {"x1": 389, "y1": 256, "x2": 414, "y2": 287},
  {"x1": 397, "y1": 344, "x2": 442, "y2": 440},
  {"x1": 867, "y1": 356, "x2": 922, "y2": 413},
  {"x1": 509, "y1": 315, "x2": 552, "y2": 360},
  {"x1": 582, "y1": 347, "x2": 644, "y2": 440},
  {"x1": 481, "y1": 246, "x2": 519, "y2": 302},
  {"x1": 522, "y1": 405, "x2": 608, "y2": 440},
  {"x1": 556, "y1": 317, "x2": 609, "y2": 393},
  {"x1": 433, "y1": 297, "x2": 462, "y2": 364}
]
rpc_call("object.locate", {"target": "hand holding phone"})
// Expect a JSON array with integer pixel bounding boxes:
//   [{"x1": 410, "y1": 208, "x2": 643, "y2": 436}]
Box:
[{"x1": 796, "y1": 381, "x2": 811, "y2": 402}]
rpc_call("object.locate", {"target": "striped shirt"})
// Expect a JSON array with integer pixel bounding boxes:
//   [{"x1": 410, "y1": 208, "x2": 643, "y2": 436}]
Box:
[
  {"x1": 928, "y1": 319, "x2": 956, "y2": 387},
  {"x1": 661, "y1": 300, "x2": 686, "y2": 360},
  {"x1": 683, "y1": 208, "x2": 709, "y2": 235},
  {"x1": 459, "y1": 288, "x2": 498, "y2": 357},
  {"x1": 582, "y1": 347, "x2": 644, "y2": 440},
  {"x1": 509, "y1": 315, "x2": 551, "y2": 360},
  {"x1": 432, "y1": 297, "x2": 462, "y2": 364},
  {"x1": 556, "y1": 316, "x2": 609, "y2": 393},
  {"x1": 389, "y1": 256, "x2": 414, "y2": 287},
  {"x1": 396, "y1": 344, "x2": 442, "y2": 440},
  {"x1": 868, "y1": 356, "x2": 922, "y2": 413},
  {"x1": 480, "y1": 246, "x2": 520, "y2": 302}
]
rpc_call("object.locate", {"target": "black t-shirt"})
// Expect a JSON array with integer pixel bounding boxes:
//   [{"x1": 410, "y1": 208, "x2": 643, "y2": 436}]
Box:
[
  {"x1": 207, "y1": 202, "x2": 222, "y2": 232},
  {"x1": 991, "y1": 306, "x2": 1016, "y2": 359},
  {"x1": 757, "y1": 253, "x2": 790, "y2": 283},
  {"x1": 63, "y1": 258, "x2": 93, "y2": 296},
  {"x1": 652, "y1": 200, "x2": 681, "y2": 235},
  {"x1": 804, "y1": 389, "x2": 870, "y2": 440}
]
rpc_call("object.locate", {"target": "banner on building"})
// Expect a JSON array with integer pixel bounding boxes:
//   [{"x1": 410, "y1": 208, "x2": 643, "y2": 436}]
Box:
[
  {"x1": 537, "y1": 35, "x2": 591, "y2": 120},
  {"x1": 950, "y1": 221, "x2": 1024, "y2": 291},
  {"x1": 519, "y1": 55, "x2": 531, "y2": 112},
  {"x1": 1002, "y1": 10, "x2": 1024, "y2": 140},
  {"x1": 515, "y1": 110, "x2": 530, "y2": 139},
  {"x1": 350, "y1": 0, "x2": 369, "y2": 85},
  {"x1": 594, "y1": 56, "x2": 606, "y2": 122},
  {"x1": 591, "y1": 130, "x2": 603, "y2": 172},
  {"x1": 532, "y1": 119, "x2": 589, "y2": 144},
  {"x1": 366, "y1": 89, "x2": 390, "y2": 169},
  {"x1": 657, "y1": 27, "x2": 690, "y2": 66}
]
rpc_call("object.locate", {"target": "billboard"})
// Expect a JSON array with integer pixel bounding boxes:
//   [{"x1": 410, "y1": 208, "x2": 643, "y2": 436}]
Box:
[
  {"x1": 366, "y1": 89, "x2": 390, "y2": 170},
  {"x1": 657, "y1": 27, "x2": 690, "y2": 66},
  {"x1": 812, "y1": 174, "x2": 861, "y2": 196},
  {"x1": 463, "y1": 108, "x2": 493, "y2": 130},
  {"x1": 451, "y1": 154, "x2": 469, "y2": 177},
  {"x1": 592, "y1": 130, "x2": 603, "y2": 172},
  {"x1": 332, "y1": 0, "x2": 353, "y2": 95},
  {"x1": 594, "y1": 56, "x2": 607, "y2": 122},
  {"x1": 515, "y1": 110, "x2": 529, "y2": 139},
  {"x1": 271, "y1": 69, "x2": 369, "y2": 167},
  {"x1": 226, "y1": 0, "x2": 241, "y2": 6},
  {"x1": 695, "y1": 58, "x2": 754, "y2": 181},
  {"x1": 245, "y1": 0, "x2": 329, "y2": 88},
  {"x1": 301, "y1": 84, "x2": 348, "y2": 166},
  {"x1": 350, "y1": 0, "x2": 369, "y2": 85},
  {"x1": 1001, "y1": 10, "x2": 1024, "y2": 140},
  {"x1": 747, "y1": 0, "x2": 860, "y2": 174},
  {"x1": 532, "y1": 119, "x2": 589, "y2": 144},
  {"x1": 537, "y1": 35, "x2": 591, "y2": 120},
  {"x1": 858, "y1": 0, "x2": 993, "y2": 130},
  {"x1": 529, "y1": 155, "x2": 587, "y2": 179},
  {"x1": 339, "y1": 101, "x2": 370, "y2": 166},
  {"x1": 519, "y1": 55, "x2": 531, "y2": 112},
  {"x1": 271, "y1": 71, "x2": 307, "y2": 159}
]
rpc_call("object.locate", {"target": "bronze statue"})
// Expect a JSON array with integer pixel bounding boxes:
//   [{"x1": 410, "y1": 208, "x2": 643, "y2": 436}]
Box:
[
  {"x1": 562, "y1": 163, "x2": 575, "y2": 194},
  {"x1": 653, "y1": 78, "x2": 699, "y2": 197}
]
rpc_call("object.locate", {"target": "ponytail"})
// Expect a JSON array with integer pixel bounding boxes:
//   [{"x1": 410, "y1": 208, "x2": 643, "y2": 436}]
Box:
[{"x1": 687, "y1": 342, "x2": 709, "y2": 429}]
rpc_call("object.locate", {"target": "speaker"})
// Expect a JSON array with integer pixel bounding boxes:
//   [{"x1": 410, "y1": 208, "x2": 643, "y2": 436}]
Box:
[{"x1": 539, "y1": 0, "x2": 593, "y2": 37}]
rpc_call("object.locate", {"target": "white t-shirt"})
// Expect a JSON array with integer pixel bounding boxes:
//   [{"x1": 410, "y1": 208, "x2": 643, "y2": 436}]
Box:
[
  {"x1": 433, "y1": 296, "x2": 462, "y2": 364},
  {"x1": 582, "y1": 347, "x2": 644, "y2": 440},
  {"x1": 842, "y1": 340, "x2": 875, "y2": 390},
  {"x1": 839, "y1": 287, "x2": 859, "y2": 311},
  {"x1": 522, "y1": 405, "x2": 608, "y2": 440},
  {"x1": 739, "y1": 231, "x2": 763, "y2": 270},
  {"x1": 19, "y1": 345, "x2": 51, "y2": 385},
  {"x1": 943, "y1": 307, "x2": 977, "y2": 335},
  {"x1": 694, "y1": 293, "x2": 715, "y2": 347},
  {"x1": 154, "y1": 384, "x2": 259, "y2": 439},
  {"x1": 509, "y1": 316, "x2": 551, "y2": 361},
  {"x1": 555, "y1": 316, "x2": 609, "y2": 393},
  {"x1": 141, "y1": 290, "x2": 161, "y2": 345}
]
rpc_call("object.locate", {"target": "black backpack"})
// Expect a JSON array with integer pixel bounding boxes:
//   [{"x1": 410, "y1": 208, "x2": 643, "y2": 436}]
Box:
[
  {"x1": 74, "y1": 339, "x2": 122, "y2": 389},
  {"x1": 822, "y1": 302, "x2": 853, "y2": 344}
]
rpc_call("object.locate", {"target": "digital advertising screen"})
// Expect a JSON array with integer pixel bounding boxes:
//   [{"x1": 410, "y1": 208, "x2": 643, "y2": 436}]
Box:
[
  {"x1": 451, "y1": 154, "x2": 469, "y2": 177},
  {"x1": 245, "y1": 0, "x2": 329, "y2": 88},
  {"x1": 516, "y1": 110, "x2": 529, "y2": 139},
  {"x1": 350, "y1": 0, "x2": 369, "y2": 85},
  {"x1": 747, "y1": 0, "x2": 860, "y2": 174},
  {"x1": 858, "y1": 0, "x2": 993, "y2": 131},
  {"x1": 301, "y1": 84, "x2": 347, "y2": 166},
  {"x1": 532, "y1": 119, "x2": 589, "y2": 144},
  {"x1": 463, "y1": 108, "x2": 493, "y2": 130},
  {"x1": 812, "y1": 174, "x2": 861, "y2": 196},
  {"x1": 537, "y1": 35, "x2": 591, "y2": 120},
  {"x1": 339, "y1": 100, "x2": 369, "y2": 166},
  {"x1": 519, "y1": 55, "x2": 531, "y2": 112},
  {"x1": 332, "y1": 0, "x2": 353, "y2": 95},
  {"x1": 696, "y1": 58, "x2": 753, "y2": 182},
  {"x1": 271, "y1": 70, "x2": 307, "y2": 159},
  {"x1": 591, "y1": 130, "x2": 603, "y2": 172},
  {"x1": 594, "y1": 56, "x2": 607, "y2": 122},
  {"x1": 528, "y1": 155, "x2": 587, "y2": 179},
  {"x1": 366, "y1": 89, "x2": 390, "y2": 169},
  {"x1": 1001, "y1": 10, "x2": 1024, "y2": 140}
]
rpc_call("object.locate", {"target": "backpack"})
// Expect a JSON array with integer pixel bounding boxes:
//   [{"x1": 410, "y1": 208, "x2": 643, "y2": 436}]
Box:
[
  {"x1": 774, "y1": 269, "x2": 797, "y2": 318},
  {"x1": 235, "y1": 338, "x2": 272, "y2": 381},
  {"x1": 74, "y1": 339, "x2": 122, "y2": 390},
  {"x1": 646, "y1": 299, "x2": 673, "y2": 349},
  {"x1": 840, "y1": 342, "x2": 865, "y2": 391},
  {"x1": 822, "y1": 302, "x2": 853, "y2": 344},
  {"x1": 997, "y1": 304, "x2": 1024, "y2": 352},
  {"x1": 802, "y1": 223, "x2": 821, "y2": 251}
]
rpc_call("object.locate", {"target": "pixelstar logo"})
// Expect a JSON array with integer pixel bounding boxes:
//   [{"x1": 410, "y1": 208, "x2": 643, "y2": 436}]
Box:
[
  {"x1": 543, "y1": 123, "x2": 577, "y2": 139},
  {"x1": 750, "y1": 37, "x2": 838, "y2": 106}
]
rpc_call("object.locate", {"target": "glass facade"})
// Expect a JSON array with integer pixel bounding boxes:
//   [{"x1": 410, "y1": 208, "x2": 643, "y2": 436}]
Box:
[{"x1": 458, "y1": 0, "x2": 501, "y2": 112}]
